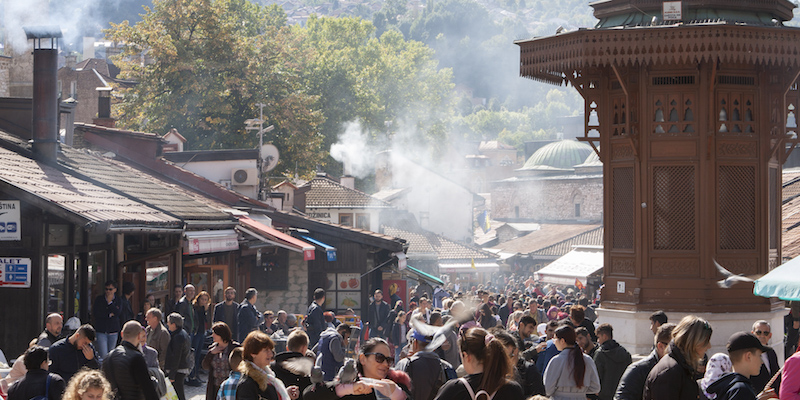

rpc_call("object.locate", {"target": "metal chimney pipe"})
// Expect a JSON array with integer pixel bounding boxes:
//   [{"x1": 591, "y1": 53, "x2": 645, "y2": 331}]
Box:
[{"x1": 24, "y1": 26, "x2": 62, "y2": 161}]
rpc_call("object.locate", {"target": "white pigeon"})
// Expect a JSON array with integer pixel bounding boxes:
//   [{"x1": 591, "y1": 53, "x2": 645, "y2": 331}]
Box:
[
  {"x1": 410, "y1": 316, "x2": 459, "y2": 352},
  {"x1": 715, "y1": 259, "x2": 756, "y2": 288}
]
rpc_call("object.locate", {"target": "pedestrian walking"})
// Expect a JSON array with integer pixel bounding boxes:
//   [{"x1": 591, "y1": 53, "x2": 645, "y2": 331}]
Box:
[
  {"x1": 643, "y1": 315, "x2": 713, "y2": 400},
  {"x1": 313, "y1": 324, "x2": 351, "y2": 382},
  {"x1": 203, "y1": 322, "x2": 240, "y2": 400},
  {"x1": 213, "y1": 287, "x2": 240, "y2": 341},
  {"x1": 62, "y1": 370, "x2": 112, "y2": 400},
  {"x1": 6, "y1": 346, "x2": 66, "y2": 400},
  {"x1": 395, "y1": 329, "x2": 454, "y2": 400},
  {"x1": 119, "y1": 282, "x2": 136, "y2": 325},
  {"x1": 748, "y1": 320, "x2": 780, "y2": 395},
  {"x1": 93, "y1": 280, "x2": 122, "y2": 359},
  {"x1": 615, "y1": 323, "x2": 675, "y2": 400},
  {"x1": 193, "y1": 291, "x2": 213, "y2": 383},
  {"x1": 165, "y1": 313, "x2": 193, "y2": 400},
  {"x1": 238, "y1": 288, "x2": 263, "y2": 343},
  {"x1": 217, "y1": 347, "x2": 245, "y2": 400},
  {"x1": 237, "y1": 330, "x2": 300, "y2": 400},
  {"x1": 306, "y1": 289, "x2": 326, "y2": 347},
  {"x1": 272, "y1": 330, "x2": 313, "y2": 397},
  {"x1": 434, "y1": 327, "x2": 524, "y2": 400},
  {"x1": 705, "y1": 332, "x2": 770, "y2": 400},
  {"x1": 102, "y1": 320, "x2": 159, "y2": 400},
  {"x1": 543, "y1": 325, "x2": 601, "y2": 400},
  {"x1": 366, "y1": 289, "x2": 390, "y2": 339},
  {"x1": 48, "y1": 324, "x2": 99, "y2": 384},
  {"x1": 145, "y1": 307, "x2": 170, "y2": 370},
  {"x1": 36, "y1": 313, "x2": 63, "y2": 348},
  {"x1": 593, "y1": 323, "x2": 631, "y2": 400}
]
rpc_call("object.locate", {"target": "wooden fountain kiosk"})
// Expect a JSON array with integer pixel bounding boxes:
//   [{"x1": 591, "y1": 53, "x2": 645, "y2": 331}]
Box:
[{"x1": 516, "y1": 0, "x2": 800, "y2": 355}]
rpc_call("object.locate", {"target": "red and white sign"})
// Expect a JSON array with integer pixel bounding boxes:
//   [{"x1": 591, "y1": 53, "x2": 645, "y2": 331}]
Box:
[
  {"x1": 663, "y1": 1, "x2": 682, "y2": 21},
  {"x1": 184, "y1": 230, "x2": 239, "y2": 255},
  {"x1": 304, "y1": 249, "x2": 315, "y2": 261}
]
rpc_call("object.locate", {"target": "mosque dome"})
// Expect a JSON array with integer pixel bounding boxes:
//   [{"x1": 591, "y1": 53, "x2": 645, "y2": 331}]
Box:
[{"x1": 520, "y1": 140, "x2": 593, "y2": 172}]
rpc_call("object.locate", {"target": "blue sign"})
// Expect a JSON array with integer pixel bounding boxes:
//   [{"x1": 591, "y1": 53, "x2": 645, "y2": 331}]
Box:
[
  {"x1": 0, "y1": 258, "x2": 31, "y2": 288},
  {"x1": 326, "y1": 249, "x2": 337, "y2": 262}
]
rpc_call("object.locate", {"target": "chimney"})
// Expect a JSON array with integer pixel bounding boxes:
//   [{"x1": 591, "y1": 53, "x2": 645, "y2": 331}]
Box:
[
  {"x1": 92, "y1": 87, "x2": 115, "y2": 128},
  {"x1": 83, "y1": 37, "x2": 95, "y2": 59},
  {"x1": 65, "y1": 53, "x2": 77, "y2": 69},
  {"x1": 25, "y1": 26, "x2": 62, "y2": 161},
  {"x1": 340, "y1": 175, "x2": 355, "y2": 189}
]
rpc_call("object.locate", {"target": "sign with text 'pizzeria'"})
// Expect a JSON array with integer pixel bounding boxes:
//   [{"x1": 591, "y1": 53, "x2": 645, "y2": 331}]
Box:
[
  {"x1": 0, "y1": 201, "x2": 21, "y2": 241},
  {"x1": 0, "y1": 258, "x2": 31, "y2": 288}
]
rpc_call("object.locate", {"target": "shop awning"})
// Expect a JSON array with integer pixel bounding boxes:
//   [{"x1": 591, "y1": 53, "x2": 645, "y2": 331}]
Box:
[
  {"x1": 439, "y1": 261, "x2": 500, "y2": 273},
  {"x1": 301, "y1": 235, "x2": 337, "y2": 261},
  {"x1": 534, "y1": 245, "x2": 604, "y2": 286},
  {"x1": 404, "y1": 265, "x2": 444, "y2": 286},
  {"x1": 238, "y1": 217, "x2": 316, "y2": 260},
  {"x1": 184, "y1": 229, "x2": 240, "y2": 255}
]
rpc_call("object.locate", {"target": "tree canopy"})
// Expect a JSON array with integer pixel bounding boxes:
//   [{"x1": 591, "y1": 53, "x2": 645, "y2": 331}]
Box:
[{"x1": 107, "y1": 0, "x2": 324, "y2": 175}]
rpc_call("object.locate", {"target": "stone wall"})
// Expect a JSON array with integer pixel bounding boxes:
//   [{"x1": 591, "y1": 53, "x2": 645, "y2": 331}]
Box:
[
  {"x1": 0, "y1": 57, "x2": 10, "y2": 97},
  {"x1": 492, "y1": 176, "x2": 603, "y2": 221},
  {"x1": 258, "y1": 251, "x2": 308, "y2": 315}
]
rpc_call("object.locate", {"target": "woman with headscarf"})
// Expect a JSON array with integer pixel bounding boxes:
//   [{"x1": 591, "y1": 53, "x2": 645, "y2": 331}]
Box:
[{"x1": 700, "y1": 353, "x2": 732, "y2": 400}]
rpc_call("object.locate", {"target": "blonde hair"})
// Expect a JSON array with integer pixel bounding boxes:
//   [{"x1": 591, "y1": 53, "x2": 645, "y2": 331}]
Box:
[
  {"x1": 63, "y1": 369, "x2": 112, "y2": 400},
  {"x1": 673, "y1": 315, "x2": 712, "y2": 368}
]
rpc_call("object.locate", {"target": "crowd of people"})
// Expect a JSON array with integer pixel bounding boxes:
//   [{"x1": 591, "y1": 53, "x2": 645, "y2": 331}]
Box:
[{"x1": 2, "y1": 275, "x2": 800, "y2": 400}]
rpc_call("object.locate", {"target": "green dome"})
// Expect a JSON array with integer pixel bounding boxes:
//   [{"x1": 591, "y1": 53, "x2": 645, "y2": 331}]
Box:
[{"x1": 520, "y1": 140, "x2": 593, "y2": 171}]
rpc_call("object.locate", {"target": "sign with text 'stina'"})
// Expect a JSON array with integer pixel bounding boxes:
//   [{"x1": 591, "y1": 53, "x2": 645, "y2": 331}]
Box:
[
  {"x1": 0, "y1": 258, "x2": 31, "y2": 288},
  {"x1": 0, "y1": 200, "x2": 21, "y2": 241}
]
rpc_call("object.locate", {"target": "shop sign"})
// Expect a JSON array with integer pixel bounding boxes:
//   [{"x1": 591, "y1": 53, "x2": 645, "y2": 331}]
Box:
[
  {"x1": 185, "y1": 230, "x2": 239, "y2": 255},
  {"x1": 0, "y1": 257, "x2": 31, "y2": 288},
  {"x1": 0, "y1": 201, "x2": 21, "y2": 241},
  {"x1": 663, "y1": 1, "x2": 681, "y2": 21}
]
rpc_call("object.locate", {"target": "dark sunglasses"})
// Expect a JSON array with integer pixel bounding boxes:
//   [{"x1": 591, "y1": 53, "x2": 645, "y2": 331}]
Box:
[
  {"x1": 105, "y1": 288, "x2": 115, "y2": 291},
  {"x1": 364, "y1": 352, "x2": 394, "y2": 365},
  {"x1": 755, "y1": 330, "x2": 770, "y2": 336}
]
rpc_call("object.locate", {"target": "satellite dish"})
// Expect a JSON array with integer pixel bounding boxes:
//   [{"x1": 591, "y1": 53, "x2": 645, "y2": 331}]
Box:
[{"x1": 260, "y1": 144, "x2": 280, "y2": 172}]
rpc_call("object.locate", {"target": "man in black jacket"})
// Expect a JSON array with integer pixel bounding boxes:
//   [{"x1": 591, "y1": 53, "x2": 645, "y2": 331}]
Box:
[
  {"x1": 165, "y1": 313, "x2": 192, "y2": 400},
  {"x1": 48, "y1": 324, "x2": 99, "y2": 384},
  {"x1": 366, "y1": 289, "x2": 390, "y2": 339},
  {"x1": 749, "y1": 320, "x2": 781, "y2": 395},
  {"x1": 6, "y1": 346, "x2": 65, "y2": 400},
  {"x1": 615, "y1": 323, "x2": 675, "y2": 400},
  {"x1": 36, "y1": 313, "x2": 63, "y2": 348},
  {"x1": 237, "y1": 288, "x2": 263, "y2": 343},
  {"x1": 103, "y1": 321, "x2": 159, "y2": 400},
  {"x1": 271, "y1": 330, "x2": 313, "y2": 397},
  {"x1": 594, "y1": 323, "x2": 632, "y2": 400},
  {"x1": 306, "y1": 288, "x2": 326, "y2": 346}
]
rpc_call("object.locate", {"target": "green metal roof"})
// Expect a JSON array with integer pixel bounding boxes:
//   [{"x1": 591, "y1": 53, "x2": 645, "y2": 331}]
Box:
[
  {"x1": 520, "y1": 140, "x2": 593, "y2": 171},
  {"x1": 405, "y1": 265, "x2": 444, "y2": 285}
]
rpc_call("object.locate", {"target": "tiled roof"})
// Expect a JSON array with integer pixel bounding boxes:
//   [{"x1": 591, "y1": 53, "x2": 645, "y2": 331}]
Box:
[
  {"x1": 303, "y1": 177, "x2": 391, "y2": 208},
  {"x1": 494, "y1": 223, "x2": 602, "y2": 255},
  {"x1": 382, "y1": 225, "x2": 497, "y2": 261},
  {"x1": 58, "y1": 146, "x2": 232, "y2": 221},
  {"x1": 783, "y1": 170, "x2": 800, "y2": 260},
  {"x1": 531, "y1": 226, "x2": 604, "y2": 257},
  {"x1": 0, "y1": 146, "x2": 179, "y2": 227}
]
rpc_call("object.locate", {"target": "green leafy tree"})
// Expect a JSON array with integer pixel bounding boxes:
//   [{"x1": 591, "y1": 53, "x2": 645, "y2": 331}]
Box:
[
  {"x1": 106, "y1": 0, "x2": 324, "y2": 176},
  {"x1": 295, "y1": 16, "x2": 455, "y2": 172}
]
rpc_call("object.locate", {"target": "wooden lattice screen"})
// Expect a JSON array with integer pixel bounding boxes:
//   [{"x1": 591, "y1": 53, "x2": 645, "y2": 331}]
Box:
[
  {"x1": 718, "y1": 165, "x2": 756, "y2": 250},
  {"x1": 653, "y1": 166, "x2": 696, "y2": 250},
  {"x1": 612, "y1": 166, "x2": 635, "y2": 249}
]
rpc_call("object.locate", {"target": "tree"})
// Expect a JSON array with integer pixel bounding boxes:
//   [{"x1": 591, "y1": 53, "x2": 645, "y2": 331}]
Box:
[
  {"x1": 106, "y1": 0, "x2": 324, "y2": 176},
  {"x1": 295, "y1": 16, "x2": 455, "y2": 172}
]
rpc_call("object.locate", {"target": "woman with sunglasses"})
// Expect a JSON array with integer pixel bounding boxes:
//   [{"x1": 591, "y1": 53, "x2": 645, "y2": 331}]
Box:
[
  {"x1": 237, "y1": 330, "x2": 300, "y2": 400},
  {"x1": 543, "y1": 325, "x2": 600, "y2": 400},
  {"x1": 643, "y1": 315, "x2": 713, "y2": 400},
  {"x1": 434, "y1": 327, "x2": 524, "y2": 400},
  {"x1": 303, "y1": 338, "x2": 411, "y2": 400}
]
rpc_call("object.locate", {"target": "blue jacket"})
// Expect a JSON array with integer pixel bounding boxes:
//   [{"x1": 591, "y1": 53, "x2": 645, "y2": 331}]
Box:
[
  {"x1": 536, "y1": 340, "x2": 561, "y2": 376},
  {"x1": 237, "y1": 301, "x2": 261, "y2": 343},
  {"x1": 315, "y1": 329, "x2": 345, "y2": 381},
  {"x1": 306, "y1": 301, "x2": 325, "y2": 346}
]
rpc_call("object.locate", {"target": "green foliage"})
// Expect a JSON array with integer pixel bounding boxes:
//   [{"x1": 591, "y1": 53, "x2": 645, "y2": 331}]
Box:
[
  {"x1": 106, "y1": 0, "x2": 324, "y2": 176},
  {"x1": 295, "y1": 15, "x2": 455, "y2": 172}
]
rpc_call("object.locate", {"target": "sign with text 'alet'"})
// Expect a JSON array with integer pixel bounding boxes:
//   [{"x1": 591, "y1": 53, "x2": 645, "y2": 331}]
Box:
[
  {"x1": 0, "y1": 258, "x2": 31, "y2": 288},
  {"x1": 0, "y1": 200, "x2": 21, "y2": 241}
]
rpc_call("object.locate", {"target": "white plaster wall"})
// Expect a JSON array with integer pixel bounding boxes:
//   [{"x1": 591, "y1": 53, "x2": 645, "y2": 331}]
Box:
[
  {"x1": 307, "y1": 208, "x2": 382, "y2": 233},
  {"x1": 258, "y1": 251, "x2": 309, "y2": 315},
  {"x1": 596, "y1": 307, "x2": 786, "y2": 364},
  {"x1": 180, "y1": 159, "x2": 258, "y2": 198}
]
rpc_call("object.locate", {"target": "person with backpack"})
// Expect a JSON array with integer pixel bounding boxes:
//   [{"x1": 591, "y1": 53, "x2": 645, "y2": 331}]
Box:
[
  {"x1": 395, "y1": 329, "x2": 456, "y2": 400},
  {"x1": 543, "y1": 325, "x2": 601, "y2": 400},
  {"x1": 434, "y1": 327, "x2": 524, "y2": 400},
  {"x1": 6, "y1": 346, "x2": 66, "y2": 400}
]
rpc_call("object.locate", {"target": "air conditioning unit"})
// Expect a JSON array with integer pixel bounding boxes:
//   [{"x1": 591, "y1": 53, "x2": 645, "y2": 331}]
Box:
[{"x1": 231, "y1": 168, "x2": 258, "y2": 186}]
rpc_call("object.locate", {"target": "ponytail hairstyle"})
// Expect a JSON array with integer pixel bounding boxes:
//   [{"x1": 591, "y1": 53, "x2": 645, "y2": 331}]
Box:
[
  {"x1": 459, "y1": 327, "x2": 511, "y2": 394},
  {"x1": 555, "y1": 325, "x2": 586, "y2": 388}
]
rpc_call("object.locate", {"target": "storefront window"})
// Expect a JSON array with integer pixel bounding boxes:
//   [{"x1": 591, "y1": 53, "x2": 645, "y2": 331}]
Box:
[
  {"x1": 88, "y1": 250, "x2": 106, "y2": 314},
  {"x1": 146, "y1": 257, "x2": 170, "y2": 294},
  {"x1": 48, "y1": 255, "x2": 66, "y2": 314}
]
